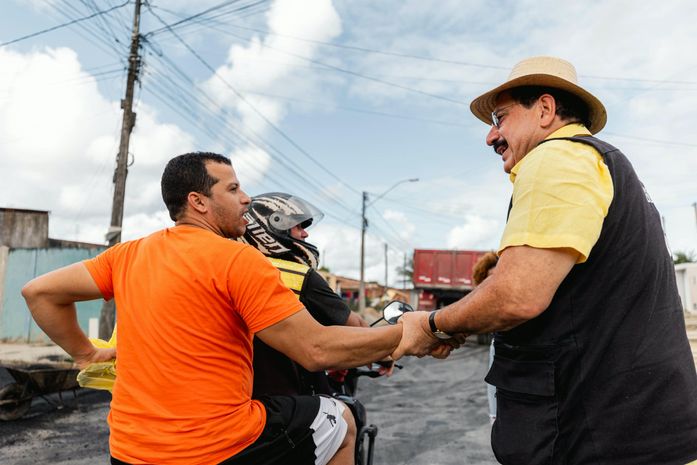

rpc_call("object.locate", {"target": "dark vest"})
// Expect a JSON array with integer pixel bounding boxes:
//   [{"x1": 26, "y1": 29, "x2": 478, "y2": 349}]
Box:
[{"x1": 486, "y1": 135, "x2": 697, "y2": 465}]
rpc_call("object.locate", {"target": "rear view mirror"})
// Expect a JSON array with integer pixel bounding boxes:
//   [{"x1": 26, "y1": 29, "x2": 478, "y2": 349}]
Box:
[{"x1": 382, "y1": 300, "x2": 414, "y2": 325}]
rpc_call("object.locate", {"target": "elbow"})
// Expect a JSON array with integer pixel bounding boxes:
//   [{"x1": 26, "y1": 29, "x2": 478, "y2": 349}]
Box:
[
  {"x1": 497, "y1": 292, "x2": 551, "y2": 328},
  {"x1": 21, "y1": 279, "x2": 41, "y2": 308},
  {"x1": 301, "y1": 344, "x2": 328, "y2": 372},
  {"x1": 502, "y1": 302, "x2": 546, "y2": 324}
]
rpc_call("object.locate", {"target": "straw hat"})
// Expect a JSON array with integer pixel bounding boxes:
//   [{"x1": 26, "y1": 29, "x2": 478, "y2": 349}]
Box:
[{"x1": 470, "y1": 56, "x2": 607, "y2": 134}]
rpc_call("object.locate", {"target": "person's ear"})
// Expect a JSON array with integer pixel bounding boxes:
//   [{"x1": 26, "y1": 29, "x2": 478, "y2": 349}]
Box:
[
  {"x1": 187, "y1": 192, "x2": 208, "y2": 214},
  {"x1": 538, "y1": 94, "x2": 557, "y2": 128}
]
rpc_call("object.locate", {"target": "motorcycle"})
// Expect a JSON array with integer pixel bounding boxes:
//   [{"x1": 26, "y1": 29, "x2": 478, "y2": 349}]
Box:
[
  {"x1": 77, "y1": 300, "x2": 415, "y2": 465},
  {"x1": 328, "y1": 300, "x2": 413, "y2": 465}
]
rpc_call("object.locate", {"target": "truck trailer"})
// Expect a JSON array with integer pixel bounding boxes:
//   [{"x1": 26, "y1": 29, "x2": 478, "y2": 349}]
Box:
[{"x1": 412, "y1": 249, "x2": 490, "y2": 343}]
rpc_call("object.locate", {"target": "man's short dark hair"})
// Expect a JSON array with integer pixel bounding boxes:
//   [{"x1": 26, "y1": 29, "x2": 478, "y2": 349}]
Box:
[
  {"x1": 510, "y1": 86, "x2": 591, "y2": 128},
  {"x1": 161, "y1": 152, "x2": 231, "y2": 221}
]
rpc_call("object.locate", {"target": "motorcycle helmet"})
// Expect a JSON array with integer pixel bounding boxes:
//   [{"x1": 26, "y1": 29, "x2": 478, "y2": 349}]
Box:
[{"x1": 240, "y1": 192, "x2": 324, "y2": 268}]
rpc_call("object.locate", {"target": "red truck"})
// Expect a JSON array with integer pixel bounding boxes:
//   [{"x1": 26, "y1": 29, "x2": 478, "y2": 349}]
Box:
[
  {"x1": 412, "y1": 249, "x2": 488, "y2": 309},
  {"x1": 412, "y1": 249, "x2": 490, "y2": 343}
]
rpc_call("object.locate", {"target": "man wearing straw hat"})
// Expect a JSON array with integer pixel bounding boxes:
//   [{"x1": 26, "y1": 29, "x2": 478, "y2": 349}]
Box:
[{"x1": 393, "y1": 56, "x2": 697, "y2": 464}]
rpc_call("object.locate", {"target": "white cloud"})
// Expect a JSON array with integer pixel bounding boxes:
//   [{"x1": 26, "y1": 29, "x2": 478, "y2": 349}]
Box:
[
  {"x1": 382, "y1": 209, "x2": 415, "y2": 244},
  {"x1": 447, "y1": 214, "x2": 500, "y2": 250},
  {"x1": 202, "y1": 0, "x2": 343, "y2": 181},
  {"x1": 230, "y1": 144, "x2": 273, "y2": 188},
  {"x1": 310, "y1": 222, "x2": 390, "y2": 282},
  {"x1": 0, "y1": 46, "x2": 195, "y2": 244}
]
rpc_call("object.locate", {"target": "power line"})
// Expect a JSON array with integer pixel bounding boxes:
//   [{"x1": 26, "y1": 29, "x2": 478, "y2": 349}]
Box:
[
  {"x1": 145, "y1": 11, "x2": 507, "y2": 71},
  {"x1": 229, "y1": 87, "x2": 472, "y2": 128},
  {"x1": 145, "y1": 0, "x2": 268, "y2": 36},
  {"x1": 604, "y1": 132, "x2": 697, "y2": 149},
  {"x1": 0, "y1": 0, "x2": 130, "y2": 48},
  {"x1": 145, "y1": 1, "x2": 271, "y2": 38},
  {"x1": 145, "y1": 14, "x2": 697, "y2": 87},
  {"x1": 144, "y1": 4, "x2": 364, "y2": 199},
  {"x1": 81, "y1": 0, "x2": 129, "y2": 50},
  {"x1": 139, "y1": 45, "x2": 361, "y2": 220},
  {"x1": 46, "y1": 0, "x2": 127, "y2": 62},
  {"x1": 153, "y1": 17, "x2": 472, "y2": 108}
]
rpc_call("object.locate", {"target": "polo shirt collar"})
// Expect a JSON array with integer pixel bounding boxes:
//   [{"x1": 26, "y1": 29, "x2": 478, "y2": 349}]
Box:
[{"x1": 509, "y1": 124, "x2": 591, "y2": 183}]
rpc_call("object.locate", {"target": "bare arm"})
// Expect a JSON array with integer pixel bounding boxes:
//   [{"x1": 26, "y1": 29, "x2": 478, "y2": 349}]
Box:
[
  {"x1": 345, "y1": 311, "x2": 369, "y2": 328},
  {"x1": 391, "y1": 245, "x2": 577, "y2": 358},
  {"x1": 21, "y1": 263, "x2": 116, "y2": 368},
  {"x1": 437, "y1": 245, "x2": 578, "y2": 334},
  {"x1": 256, "y1": 309, "x2": 401, "y2": 371}
]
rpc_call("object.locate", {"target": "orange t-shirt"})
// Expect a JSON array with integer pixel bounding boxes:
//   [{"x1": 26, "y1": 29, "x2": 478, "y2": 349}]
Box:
[{"x1": 83, "y1": 225, "x2": 304, "y2": 464}]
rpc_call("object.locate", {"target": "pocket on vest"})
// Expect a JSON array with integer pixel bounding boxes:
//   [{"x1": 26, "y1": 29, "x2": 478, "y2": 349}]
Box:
[{"x1": 486, "y1": 354, "x2": 558, "y2": 465}]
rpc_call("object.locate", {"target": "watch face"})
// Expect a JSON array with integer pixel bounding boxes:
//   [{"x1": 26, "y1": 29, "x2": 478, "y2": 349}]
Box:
[{"x1": 434, "y1": 331, "x2": 451, "y2": 340}]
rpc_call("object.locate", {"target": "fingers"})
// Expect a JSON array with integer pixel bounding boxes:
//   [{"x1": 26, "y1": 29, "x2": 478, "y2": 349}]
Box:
[
  {"x1": 392, "y1": 311, "x2": 447, "y2": 359},
  {"x1": 75, "y1": 346, "x2": 117, "y2": 369},
  {"x1": 430, "y1": 344, "x2": 452, "y2": 359}
]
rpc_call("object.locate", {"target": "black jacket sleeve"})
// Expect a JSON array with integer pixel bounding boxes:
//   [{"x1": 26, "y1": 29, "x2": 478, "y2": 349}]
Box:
[{"x1": 299, "y1": 268, "x2": 351, "y2": 326}]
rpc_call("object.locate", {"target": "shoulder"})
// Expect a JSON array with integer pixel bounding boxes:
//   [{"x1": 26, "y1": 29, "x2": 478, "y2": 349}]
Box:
[
  {"x1": 525, "y1": 138, "x2": 603, "y2": 172},
  {"x1": 268, "y1": 257, "x2": 310, "y2": 276},
  {"x1": 516, "y1": 139, "x2": 609, "y2": 190}
]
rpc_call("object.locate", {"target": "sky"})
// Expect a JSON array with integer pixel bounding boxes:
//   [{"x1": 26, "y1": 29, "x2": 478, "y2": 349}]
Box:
[{"x1": 1, "y1": 0, "x2": 696, "y2": 285}]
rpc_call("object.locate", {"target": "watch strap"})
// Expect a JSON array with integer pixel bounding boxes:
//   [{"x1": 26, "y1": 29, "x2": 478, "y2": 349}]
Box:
[{"x1": 428, "y1": 311, "x2": 439, "y2": 333}]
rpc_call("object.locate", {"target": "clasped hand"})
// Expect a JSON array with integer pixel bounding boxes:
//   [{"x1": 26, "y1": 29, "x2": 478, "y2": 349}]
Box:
[{"x1": 391, "y1": 311, "x2": 465, "y2": 360}]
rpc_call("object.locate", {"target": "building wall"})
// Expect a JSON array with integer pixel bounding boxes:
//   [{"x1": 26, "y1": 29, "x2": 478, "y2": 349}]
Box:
[
  {"x1": 0, "y1": 247, "x2": 106, "y2": 342},
  {"x1": 0, "y1": 246, "x2": 8, "y2": 322},
  {"x1": 676, "y1": 263, "x2": 697, "y2": 314},
  {"x1": 0, "y1": 209, "x2": 49, "y2": 248}
]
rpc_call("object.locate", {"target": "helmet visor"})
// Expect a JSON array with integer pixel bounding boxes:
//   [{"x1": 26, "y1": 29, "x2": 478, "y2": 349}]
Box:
[{"x1": 264, "y1": 195, "x2": 325, "y2": 232}]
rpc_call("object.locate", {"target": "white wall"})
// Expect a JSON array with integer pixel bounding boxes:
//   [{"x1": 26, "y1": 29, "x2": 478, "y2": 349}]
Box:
[{"x1": 675, "y1": 263, "x2": 697, "y2": 314}]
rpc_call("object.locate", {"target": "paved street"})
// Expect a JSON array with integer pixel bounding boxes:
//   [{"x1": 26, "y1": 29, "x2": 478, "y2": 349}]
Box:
[
  {"x1": 0, "y1": 342, "x2": 497, "y2": 465},
  {"x1": 360, "y1": 343, "x2": 497, "y2": 465}
]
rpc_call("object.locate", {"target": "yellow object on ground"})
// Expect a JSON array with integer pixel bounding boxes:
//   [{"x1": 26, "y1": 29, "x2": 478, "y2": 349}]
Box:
[{"x1": 76, "y1": 326, "x2": 117, "y2": 392}]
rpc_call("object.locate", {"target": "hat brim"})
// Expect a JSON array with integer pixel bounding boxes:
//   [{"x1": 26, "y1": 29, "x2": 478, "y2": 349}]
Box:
[{"x1": 470, "y1": 74, "x2": 607, "y2": 134}]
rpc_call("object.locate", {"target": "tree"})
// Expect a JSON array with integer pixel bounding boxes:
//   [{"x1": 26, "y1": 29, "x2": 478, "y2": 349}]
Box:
[
  {"x1": 395, "y1": 257, "x2": 414, "y2": 288},
  {"x1": 674, "y1": 250, "x2": 696, "y2": 264}
]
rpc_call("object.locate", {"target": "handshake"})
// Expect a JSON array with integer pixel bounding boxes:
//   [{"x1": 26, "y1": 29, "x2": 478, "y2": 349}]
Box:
[{"x1": 382, "y1": 304, "x2": 466, "y2": 361}]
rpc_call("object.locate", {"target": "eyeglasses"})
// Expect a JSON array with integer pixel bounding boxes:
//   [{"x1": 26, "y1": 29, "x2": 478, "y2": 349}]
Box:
[
  {"x1": 299, "y1": 218, "x2": 313, "y2": 229},
  {"x1": 491, "y1": 103, "x2": 518, "y2": 129}
]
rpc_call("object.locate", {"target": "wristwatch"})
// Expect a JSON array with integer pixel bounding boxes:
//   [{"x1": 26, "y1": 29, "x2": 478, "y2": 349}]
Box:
[{"x1": 428, "y1": 311, "x2": 452, "y2": 340}]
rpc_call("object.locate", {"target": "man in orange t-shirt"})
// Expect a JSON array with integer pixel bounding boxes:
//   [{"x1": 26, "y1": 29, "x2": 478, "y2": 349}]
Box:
[{"x1": 22, "y1": 152, "x2": 451, "y2": 465}]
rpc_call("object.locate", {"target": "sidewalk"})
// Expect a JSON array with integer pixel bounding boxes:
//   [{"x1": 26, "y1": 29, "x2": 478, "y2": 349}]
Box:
[{"x1": 0, "y1": 342, "x2": 71, "y2": 363}]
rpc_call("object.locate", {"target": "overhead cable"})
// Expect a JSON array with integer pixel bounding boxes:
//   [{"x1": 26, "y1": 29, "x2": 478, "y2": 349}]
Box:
[
  {"x1": 144, "y1": 4, "x2": 364, "y2": 198},
  {"x1": 0, "y1": 0, "x2": 130, "y2": 48}
]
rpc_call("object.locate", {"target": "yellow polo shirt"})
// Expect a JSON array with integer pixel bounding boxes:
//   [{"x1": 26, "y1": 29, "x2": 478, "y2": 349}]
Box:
[{"x1": 498, "y1": 124, "x2": 613, "y2": 263}]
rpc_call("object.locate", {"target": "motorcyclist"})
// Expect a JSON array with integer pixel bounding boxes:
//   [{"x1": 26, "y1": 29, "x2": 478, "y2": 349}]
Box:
[{"x1": 239, "y1": 192, "x2": 383, "y2": 398}]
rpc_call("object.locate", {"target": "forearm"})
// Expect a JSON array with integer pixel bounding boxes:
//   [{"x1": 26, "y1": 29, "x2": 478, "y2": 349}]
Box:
[
  {"x1": 21, "y1": 263, "x2": 104, "y2": 360},
  {"x1": 305, "y1": 324, "x2": 401, "y2": 371},
  {"x1": 437, "y1": 280, "x2": 530, "y2": 335},
  {"x1": 345, "y1": 311, "x2": 369, "y2": 328},
  {"x1": 25, "y1": 296, "x2": 94, "y2": 359},
  {"x1": 436, "y1": 246, "x2": 578, "y2": 335}
]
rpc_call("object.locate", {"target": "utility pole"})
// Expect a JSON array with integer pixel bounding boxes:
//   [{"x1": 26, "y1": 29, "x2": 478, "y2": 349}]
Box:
[
  {"x1": 403, "y1": 251, "x2": 407, "y2": 290},
  {"x1": 383, "y1": 243, "x2": 388, "y2": 297},
  {"x1": 359, "y1": 191, "x2": 368, "y2": 313},
  {"x1": 99, "y1": 0, "x2": 143, "y2": 339},
  {"x1": 358, "y1": 178, "x2": 418, "y2": 313},
  {"x1": 693, "y1": 202, "x2": 697, "y2": 232}
]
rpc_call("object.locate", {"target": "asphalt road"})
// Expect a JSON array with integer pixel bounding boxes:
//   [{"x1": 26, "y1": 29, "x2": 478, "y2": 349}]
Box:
[
  {"x1": 360, "y1": 343, "x2": 498, "y2": 465},
  {"x1": 0, "y1": 343, "x2": 498, "y2": 465}
]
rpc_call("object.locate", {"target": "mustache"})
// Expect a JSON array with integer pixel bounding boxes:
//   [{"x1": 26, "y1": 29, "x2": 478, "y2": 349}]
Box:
[{"x1": 492, "y1": 138, "x2": 508, "y2": 155}]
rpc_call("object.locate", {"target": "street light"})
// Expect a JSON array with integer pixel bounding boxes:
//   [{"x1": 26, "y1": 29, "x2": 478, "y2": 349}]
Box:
[{"x1": 359, "y1": 178, "x2": 419, "y2": 313}]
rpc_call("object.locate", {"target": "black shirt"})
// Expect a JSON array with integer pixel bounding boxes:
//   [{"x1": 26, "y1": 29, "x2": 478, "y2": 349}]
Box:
[{"x1": 252, "y1": 268, "x2": 351, "y2": 397}]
